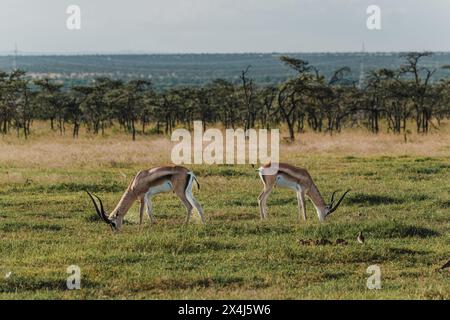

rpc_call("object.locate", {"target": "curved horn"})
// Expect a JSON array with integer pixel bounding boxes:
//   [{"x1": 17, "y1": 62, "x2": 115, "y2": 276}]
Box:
[
  {"x1": 328, "y1": 189, "x2": 351, "y2": 215},
  {"x1": 330, "y1": 190, "x2": 339, "y2": 205},
  {"x1": 86, "y1": 191, "x2": 110, "y2": 224}
]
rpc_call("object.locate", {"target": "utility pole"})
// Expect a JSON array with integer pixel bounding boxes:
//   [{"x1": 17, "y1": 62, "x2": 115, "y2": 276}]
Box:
[
  {"x1": 358, "y1": 42, "x2": 366, "y2": 89},
  {"x1": 12, "y1": 43, "x2": 18, "y2": 71}
]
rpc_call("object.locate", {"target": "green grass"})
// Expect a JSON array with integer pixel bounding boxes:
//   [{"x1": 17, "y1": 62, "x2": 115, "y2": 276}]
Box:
[{"x1": 0, "y1": 155, "x2": 449, "y2": 299}]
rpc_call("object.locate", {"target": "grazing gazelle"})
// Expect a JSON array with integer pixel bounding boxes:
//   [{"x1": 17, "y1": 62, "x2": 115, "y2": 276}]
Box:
[
  {"x1": 87, "y1": 166, "x2": 205, "y2": 231},
  {"x1": 258, "y1": 162, "x2": 350, "y2": 221}
]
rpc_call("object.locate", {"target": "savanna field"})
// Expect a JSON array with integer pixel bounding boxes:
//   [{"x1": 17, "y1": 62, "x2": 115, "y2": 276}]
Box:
[{"x1": 0, "y1": 123, "x2": 449, "y2": 299}]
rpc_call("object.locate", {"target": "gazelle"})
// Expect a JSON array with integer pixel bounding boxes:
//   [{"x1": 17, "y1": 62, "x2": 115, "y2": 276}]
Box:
[
  {"x1": 87, "y1": 166, "x2": 205, "y2": 231},
  {"x1": 258, "y1": 162, "x2": 350, "y2": 221}
]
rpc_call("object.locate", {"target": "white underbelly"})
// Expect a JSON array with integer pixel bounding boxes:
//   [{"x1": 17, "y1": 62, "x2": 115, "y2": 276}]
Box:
[
  {"x1": 276, "y1": 175, "x2": 301, "y2": 191},
  {"x1": 146, "y1": 180, "x2": 173, "y2": 196}
]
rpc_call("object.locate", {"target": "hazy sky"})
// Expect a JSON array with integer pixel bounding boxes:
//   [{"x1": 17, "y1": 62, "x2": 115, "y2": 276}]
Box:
[{"x1": 1, "y1": 0, "x2": 449, "y2": 54}]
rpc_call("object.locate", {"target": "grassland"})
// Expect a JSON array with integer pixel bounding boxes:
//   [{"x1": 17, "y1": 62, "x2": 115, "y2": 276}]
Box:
[{"x1": 0, "y1": 124, "x2": 449, "y2": 299}]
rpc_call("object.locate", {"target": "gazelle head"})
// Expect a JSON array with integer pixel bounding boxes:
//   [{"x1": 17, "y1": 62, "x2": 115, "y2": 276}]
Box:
[
  {"x1": 322, "y1": 189, "x2": 351, "y2": 220},
  {"x1": 86, "y1": 191, "x2": 123, "y2": 231}
]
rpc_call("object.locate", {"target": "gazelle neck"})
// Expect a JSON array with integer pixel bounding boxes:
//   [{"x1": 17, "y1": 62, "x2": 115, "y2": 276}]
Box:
[
  {"x1": 109, "y1": 188, "x2": 138, "y2": 219},
  {"x1": 306, "y1": 183, "x2": 328, "y2": 221}
]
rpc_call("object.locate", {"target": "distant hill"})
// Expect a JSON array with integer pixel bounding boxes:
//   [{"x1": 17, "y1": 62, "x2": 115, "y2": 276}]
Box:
[{"x1": 1, "y1": 52, "x2": 449, "y2": 89}]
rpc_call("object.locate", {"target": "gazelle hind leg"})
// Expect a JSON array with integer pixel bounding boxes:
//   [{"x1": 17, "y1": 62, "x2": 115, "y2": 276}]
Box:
[
  {"x1": 144, "y1": 194, "x2": 156, "y2": 224},
  {"x1": 188, "y1": 193, "x2": 205, "y2": 224},
  {"x1": 139, "y1": 199, "x2": 146, "y2": 229},
  {"x1": 173, "y1": 178, "x2": 195, "y2": 225},
  {"x1": 180, "y1": 194, "x2": 194, "y2": 225},
  {"x1": 185, "y1": 180, "x2": 205, "y2": 224},
  {"x1": 297, "y1": 190, "x2": 307, "y2": 221}
]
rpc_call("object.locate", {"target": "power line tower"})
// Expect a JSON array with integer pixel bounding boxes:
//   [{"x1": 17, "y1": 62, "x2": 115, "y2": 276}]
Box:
[
  {"x1": 12, "y1": 43, "x2": 18, "y2": 71},
  {"x1": 358, "y1": 42, "x2": 366, "y2": 89}
]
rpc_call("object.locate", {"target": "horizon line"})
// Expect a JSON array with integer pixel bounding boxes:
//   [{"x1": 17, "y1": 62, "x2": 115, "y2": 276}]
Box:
[{"x1": 0, "y1": 50, "x2": 448, "y2": 57}]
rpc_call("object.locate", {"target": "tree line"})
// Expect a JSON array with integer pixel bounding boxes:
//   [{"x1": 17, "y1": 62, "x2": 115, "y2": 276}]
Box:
[{"x1": 1, "y1": 52, "x2": 449, "y2": 141}]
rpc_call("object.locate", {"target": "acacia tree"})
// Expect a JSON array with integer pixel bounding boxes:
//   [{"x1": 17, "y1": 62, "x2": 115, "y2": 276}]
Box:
[
  {"x1": 258, "y1": 85, "x2": 278, "y2": 129},
  {"x1": 278, "y1": 56, "x2": 315, "y2": 141},
  {"x1": 108, "y1": 79, "x2": 152, "y2": 140},
  {"x1": 311, "y1": 81, "x2": 337, "y2": 134},
  {"x1": 0, "y1": 70, "x2": 35, "y2": 137},
  {"x1": 0, "y1": 70, "x2": 18, "y2": 134},
  {"x1": 34, "y1": 78, "x2": 65, "y2": 133},
  {"x1": 65, "y1": 89, "x2": 85, "y2": 138},
  {"x1": 240, "y1": 66, "x2": 256, "y2": 131},
  {"x1": 209, "y1": 79, "x2": 239, "y2": 129},
  {"x1": 0, "y1": 51, "x2": 449, "y2": 139},
  {"x1": 364, "y1": 69, "x2": 392, "y2": 133},
  {"x1": 436, "y1": 77, "x2": 450, "y2": 125},
  {"x1": 81, "y1": 77, "x2": 121, "y2": 135},
  {"x1": 154, "y1": 89, "x2": 182, "y2": 135},
  {"x1": 139, "y1": 84, "x2": 156, "y2": 134},
  {"x1": 13, "y1": 71, "x2": 34, "y2": 138},
  {"x1": 399, "y1": 52, "x2": 437, "y2": 133}
]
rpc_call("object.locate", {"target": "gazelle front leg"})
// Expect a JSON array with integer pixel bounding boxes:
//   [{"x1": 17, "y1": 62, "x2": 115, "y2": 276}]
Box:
[
  {"x1": 257, "y1": 191, "x2": 265, "y2": 219},
  {"x1": 182, "y1": 198, "x2": 194, "y2": 225},
  {"x1": 297, "y1": 190, "x2": 307, "y2": 221},
  {"x1": 258, "y1": 188, "x2": 272, "y2": 219},
  {"x1": 139, "y1": 198, "x2": 146, "y2": 229},
  {"x1": 144, "y1": 193, "x2": 156, "y2": 225},
  {"x1": 258, "y1": 174, "x2": 276, "y2": 220},
  {"x1": 257, "y1": 191, "x2": 266, "y2": 219}
]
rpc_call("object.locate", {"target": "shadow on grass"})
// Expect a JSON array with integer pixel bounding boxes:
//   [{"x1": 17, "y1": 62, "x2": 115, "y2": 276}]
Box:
[
  {"x1": 84, "y1": 213, "x2": 103, "y2": 223},
  {"x1": 48, "y1": 182, "x2": 124, "y2": 193},
  {"x1": 0, "y1": 276, "x2": 99, "y2": 293},
  {"x1": 228, "y1": 198, "x2": 259, "y2": 207},
  {"x1": 0, "y1": 222, "x2": 63, "y2": 232},
  {"x1": 226, "y1": 197, "x2": 298, "y2": 207},
  {"x1": 398, "y1": 163, "x2": 449, "y2": 176},
  {"x1": 118, "y1": 239, "x2": 240, "y2": 256},
  {"x1": 130, "y1": 275, "x2": 268, "y2": 291},
  {"x1": 138, "y1": 277, "x2": 244, "y2": 291},
  {"x1": 387, "y1": 247, "x2": 428, "y2": 256},
  {"x1": 2, "y1": 182, "x2": 125, "y2": 195},
  {"x1": 213, "y1": 212, "x2": 259, "y2": 221},
  {"x1": 228, "y1": 224, "x2": 294, "y2": 236},
  {"x1": 195, "y1": 165, "x2": 253, "y2": 177},
  {"x1": 162, "y1": 240, "x2": 239, "y2": 254},
  {"x1": 377, "y1": 223, "x2": 439, "y2": 238},
  {"x1": 267, "y1": 197, "x2": 297, "y2": 206},
  {"x1": 438, "y1": 200, "x2": 450, "y2": 209},
  {"x1": 322, "y1": 271, "x2": 350, "y2": 281},
  {"x1": 413, "y1": 167, "x2": 443, "y2": 175},
  {"x1": 298, "y1": 221, "x2": 439, "y2": 239},
  {"x1": 414, "y1": 157, "x2": 434, "y2": 162},
  {"x1": 346, "y1": 193, "x2": 403, "y2": 206}
]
